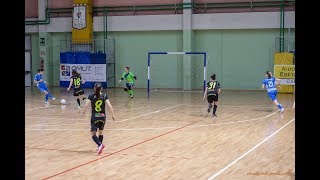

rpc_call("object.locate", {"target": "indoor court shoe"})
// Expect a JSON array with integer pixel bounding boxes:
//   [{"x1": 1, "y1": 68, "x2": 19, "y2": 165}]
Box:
[
  {"x1": 212, "y1": 114, "x2": 217, "y2": 117},
  {"x1": 52, "y1": 97, "x2": 56, "y2": 101},
  {"x1": 97, "y1": 144, "x2": 105, "y2": 155},
  {"x1": 130, "y1": 95, "x2": 134, "y2": 99},
  {"x1": 280, "y1": 108, "x2": 285, "y2": 113},
  {"x1": 44, "y1": 101, "x2": 48, "y2": 104}
]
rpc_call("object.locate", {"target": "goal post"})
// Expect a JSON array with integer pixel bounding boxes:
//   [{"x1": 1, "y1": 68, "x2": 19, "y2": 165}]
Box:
[{"x1": 147, "y1": 51, "x2": 207, "y2": 94}]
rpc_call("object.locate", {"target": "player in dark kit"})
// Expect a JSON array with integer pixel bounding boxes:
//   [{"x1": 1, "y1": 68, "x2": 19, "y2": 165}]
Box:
[
  {"x1": 203, "y1": 74, "x2": 221, "y2": 117},
  {"x1": 82, "y1": 82, "x2": 116, "y2": 155},
  {"x1": 67, "y1": 69, "x2": 86, "y2": 109}
]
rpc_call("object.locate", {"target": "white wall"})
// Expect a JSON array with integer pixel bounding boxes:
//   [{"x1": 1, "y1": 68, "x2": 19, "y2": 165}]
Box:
[
  {"x1": 25, "y1": 11, "x2": 295, "y2": 33},
  {"x1": 193, "y1": 11, "x2": 295, "y2": 29}
]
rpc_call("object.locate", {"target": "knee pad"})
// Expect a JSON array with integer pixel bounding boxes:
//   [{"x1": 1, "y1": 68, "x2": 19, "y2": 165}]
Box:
[{"x1": 124, "y1": 88, "x2": 128, "y2": 91}]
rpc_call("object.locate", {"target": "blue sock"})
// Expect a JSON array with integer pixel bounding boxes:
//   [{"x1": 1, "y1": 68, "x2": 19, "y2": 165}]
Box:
[
  {"x1": 277, "y1": 104, "x2": 283, "y2": 110},
  {"x1": 45, "y1": 94, "x2": 49, "y2": 102},
  {"x1": 47, "y1": 93, "x2": 53, "y2": 99}
]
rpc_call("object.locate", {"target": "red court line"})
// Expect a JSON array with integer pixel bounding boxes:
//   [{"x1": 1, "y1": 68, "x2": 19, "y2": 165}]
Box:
[
  {"x1": 26, "y1": 147, "x2": 110, "y2": 154},
  {"x1": 28, "y1": 147, "x2": 191, "y2": 160},
  {"x1": 27, "y1": 146, "x2": 116, "y2": 152},
  {"x1": 42, "y1": 120, "x2": 199, "y2": 180}
]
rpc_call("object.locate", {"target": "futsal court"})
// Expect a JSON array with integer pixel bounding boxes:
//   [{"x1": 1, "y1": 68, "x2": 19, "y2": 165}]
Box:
[
  {"x1": 25, "y1": 86, "x2": 295, "y2": 180},
  {"x1": 25, "y1": 1, "x2": 295, "y2": 179}
]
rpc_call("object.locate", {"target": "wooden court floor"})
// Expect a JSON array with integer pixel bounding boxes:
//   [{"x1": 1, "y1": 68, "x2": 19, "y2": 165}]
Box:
[{"x1": 25, "y1": 87, "x2": 295, "y2": 180}]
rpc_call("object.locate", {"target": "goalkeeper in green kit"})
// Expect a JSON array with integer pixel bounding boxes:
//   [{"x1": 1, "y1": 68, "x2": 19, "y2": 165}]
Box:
[{"x1": 118, "y1": 66, "x2": 137, "y2": 98}]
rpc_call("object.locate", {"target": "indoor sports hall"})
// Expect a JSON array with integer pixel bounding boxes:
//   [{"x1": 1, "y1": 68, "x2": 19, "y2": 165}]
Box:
[{"x1": 25, "y1": 0, "x2": 295, "y2": 179}]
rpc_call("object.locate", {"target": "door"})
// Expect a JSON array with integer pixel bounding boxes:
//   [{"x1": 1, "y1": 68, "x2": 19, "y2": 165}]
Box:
[
  {"x1": 25, "y1": 35, "x2": 32, "y2": 87},
  {"x1": 25, "y1": 51, "x2": 31, "y2": 86}
]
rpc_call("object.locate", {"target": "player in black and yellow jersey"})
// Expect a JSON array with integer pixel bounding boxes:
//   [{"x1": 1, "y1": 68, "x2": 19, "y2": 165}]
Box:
[
  {"x1": 67, "y1": 69, "x2": 87, "y2": 109},
  {"x1": 82, "y1": 82, "x2": 116, "y2": 155},
  {"x1": 203, "y1": 74, "x2": 221, "y2": 117}
]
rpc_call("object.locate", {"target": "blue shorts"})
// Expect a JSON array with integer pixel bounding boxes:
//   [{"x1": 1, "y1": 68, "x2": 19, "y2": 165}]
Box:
[
  {"x1": 267, "y1": 90, "x2": 277, "y2": 101},
  {"x1": 37, "y1": 85, "x2": 48, "y2": 93}
]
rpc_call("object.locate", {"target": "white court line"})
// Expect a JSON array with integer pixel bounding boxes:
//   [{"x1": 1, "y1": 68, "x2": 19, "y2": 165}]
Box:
[
  {"x1": 196, "y1": 110, "x2": 280, "y2": 127},
  {"x1": 118, "y1": 106, "x2": 145, "y2": 110},
  {"x1": 25, "y1": 106, "x2": 279, "y2": 127},
  {"x1": 114, "y1": 104, "x2": 183, "y2": 123},
  {"x1": 186, "y1": 104, "x2": 278, "y2": 108},
  {"x1": 25, "y1": 105, "x2": 56, "y2": 111},
  {"x1": 25, "y1": 104, "x2": 183, "y2": 126},
  {"x1": 26, "y1": 123, "x2": 86, "y2": 127},
  {"x1": 25, "y1": 99, "x2": 45, "y2": 102},
  {"x1": 152, "y1": 90, "x2": 202, "y2": 93},
  {"x1": 25, "y1": 105, "x2": 147, "y2": 121},
  {"x1": 25, "y1": 99, "x2": 60, "y2": 102},
  {"x1": 25, "y1": 109, "x2": 281, "y2": 131},
  {"x1": 25, "y1": 116, "x2": 86, "y2": 120},
  {"x1": 207, "y1": 118, "x2": 295, "y2": 180}
]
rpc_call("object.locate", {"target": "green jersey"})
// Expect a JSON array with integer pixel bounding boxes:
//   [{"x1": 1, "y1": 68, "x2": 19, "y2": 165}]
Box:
[{"x1": 121, "y1": 72, "x2": 136, "y2": 83}]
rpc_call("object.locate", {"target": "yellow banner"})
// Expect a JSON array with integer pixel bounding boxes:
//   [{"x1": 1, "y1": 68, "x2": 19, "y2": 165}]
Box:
[
  {"x1": 274, "y1": 65, "x2": 295, "y2": 79},
  {"x1": 72, "y1": 0, "x2": 93, "y2": 43},
  {"x1": 274, "y1": 52, "x2": 293, "y2": 64},
  {"x1": 273, "y1": 52, "x2": 294, "y2": 93}
]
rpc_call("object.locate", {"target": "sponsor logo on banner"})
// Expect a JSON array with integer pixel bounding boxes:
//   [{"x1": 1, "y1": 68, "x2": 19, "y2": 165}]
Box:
[
  {"x1": 72, "y1": 5, "x2": 86, "y2": 29},
  {"x1": 274, "y1": 65, "x2": 295, "y2": 79},
  {"x1": 60, "y1": 64, "x2": 106, "y2": 82},
  {"x1": 279, "y1": 79, "x2": 295, "y2": 85},
  {"x1": 60, "y1": 64, "x2": 71, "y2": 76}
]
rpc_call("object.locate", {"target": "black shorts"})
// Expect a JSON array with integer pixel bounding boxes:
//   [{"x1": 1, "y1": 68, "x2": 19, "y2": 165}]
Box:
[
  {"x1": 73, "y1": 88, "x2": 84, "y2": 96},
  {"x1": 125, "y1": 82, "x2": 134, "y2": 89},
  {"x1": 207, "y1": 94, "x2": 218, "y2": 103},
  {"x1": 91, "y1": 117, "x2": 106, "y2": 131}
]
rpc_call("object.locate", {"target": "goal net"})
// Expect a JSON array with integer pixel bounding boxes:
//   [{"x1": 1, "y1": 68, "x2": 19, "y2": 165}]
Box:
[{"x1": 147, "y1": 52, "x2": 207, "y2": 94}]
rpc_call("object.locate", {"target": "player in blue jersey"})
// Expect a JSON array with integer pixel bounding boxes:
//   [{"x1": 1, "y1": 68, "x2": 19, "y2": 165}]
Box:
[
  {"x1": 34, "y1": 68, "x2": 56, "y2": 104},
  {"x1": 82, "y1": 82, "x2": 116, "y2": 155},
  {"x1": 203, "y1": 74, "x2": 221, "y2": 117},
  {"x1": 261, "y1": 71, "x2": 284, "y2": 113}
]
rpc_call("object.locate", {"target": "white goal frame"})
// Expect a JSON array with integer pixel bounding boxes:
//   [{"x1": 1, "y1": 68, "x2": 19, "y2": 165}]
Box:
[{"x1": 147, "y1": 51, "x2": 207, "y2": 94}]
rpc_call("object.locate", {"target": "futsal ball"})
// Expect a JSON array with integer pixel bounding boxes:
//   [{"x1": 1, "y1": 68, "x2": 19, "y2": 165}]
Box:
[{"x1": 60, "y1": 99, "x2": 67, "y2": 104}]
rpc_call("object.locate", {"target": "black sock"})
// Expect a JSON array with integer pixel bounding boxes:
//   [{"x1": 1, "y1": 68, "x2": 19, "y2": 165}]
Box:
[
  {"x1": 99, "y1": 135, "x2": 103, "y2": 143},
  {"x1": 213, "y1": 105, "x2": 217, "y2": 114},
  {"x1": 92, "y1": 135, "x2": 101, "y2": 146},
  {"x1": 77, "y1": 99, "x2": 81, "y2": 106}
]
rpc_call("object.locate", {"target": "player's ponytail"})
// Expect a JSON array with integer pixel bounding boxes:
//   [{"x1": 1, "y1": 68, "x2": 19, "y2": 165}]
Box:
[
  {"x1": 94, "y1": 82, "x2": 102, "y2": 98},
  {"x1": 37, "y1": 68, "x2": 44, "y2": 72},
  {"x1": 266, "y1": 71, "x2": 272, "y2": 78},
  {"x1": 210, "y1": 74, "x2": 216, "y2": 80},
  {"x1": 72, "y1": 69, "x2": 80, "y2": 77}
]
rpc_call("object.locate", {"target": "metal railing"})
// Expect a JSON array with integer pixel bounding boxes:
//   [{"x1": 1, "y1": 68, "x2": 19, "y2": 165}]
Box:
[
  {"x1": 275, "y1": 36, "x2": 295, "y2": 53},
  {"x1": 60, "y1": 38, "x2": 114, "y2": 55},
  {"x1": 25, "y1": 0, "x2": 295, "y2": 25}
]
